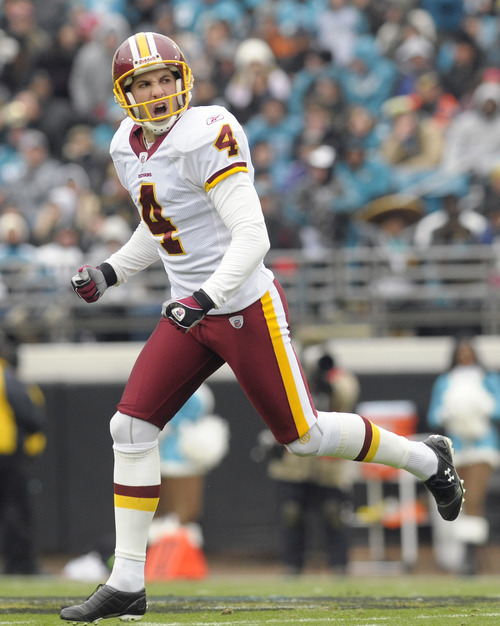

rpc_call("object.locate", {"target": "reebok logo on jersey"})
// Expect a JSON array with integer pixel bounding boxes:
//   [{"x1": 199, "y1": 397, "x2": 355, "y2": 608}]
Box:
[
  {"x1": 229, "y1": 315, "x2": 244, "y2": 329},
  {"x1": 206, "y1": 114, "x2": 224, "y2": 125}
]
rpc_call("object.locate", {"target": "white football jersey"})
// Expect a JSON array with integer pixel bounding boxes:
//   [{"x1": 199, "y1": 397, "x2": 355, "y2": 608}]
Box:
[{"x1": 109, "y1": 105, "x2": 274, "y2": 314}]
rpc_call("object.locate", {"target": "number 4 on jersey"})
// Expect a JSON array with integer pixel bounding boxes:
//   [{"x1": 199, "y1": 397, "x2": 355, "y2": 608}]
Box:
[
  {"x1": 214, "y1": 123, "x2": 239, "y2": 157},
  {"x1": 139, "y1": 183, "x2": 185, "y2": 255}
]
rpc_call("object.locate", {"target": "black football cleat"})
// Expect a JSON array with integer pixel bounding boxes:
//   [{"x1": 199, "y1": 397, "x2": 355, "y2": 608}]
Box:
[
  {"x1": 423, "y1": 434, "x2": 465, "y2": 521},
  {"x1": 60, "y1": 584, "x2": 147, "y2": 623}
]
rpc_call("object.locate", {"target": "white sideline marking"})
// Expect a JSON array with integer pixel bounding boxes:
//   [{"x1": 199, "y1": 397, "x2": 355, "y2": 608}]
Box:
[{"x1": 139, "y1": 614, "x2": 500, "y2": 625}]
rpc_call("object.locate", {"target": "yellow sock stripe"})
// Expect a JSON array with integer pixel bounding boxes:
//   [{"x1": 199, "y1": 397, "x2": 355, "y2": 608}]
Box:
[
  {"x1": 363, "y1": 421, "x2": 381, "y2": 463},
  {"x1": 114, "y1": 494, "x2": 160, "y2": 512},
  {"x1": 260, "y1": 291, "x2": 309, "y2": 437},
  {"x1": 354, "y1": 416, "x2": 382, "y2": 462}
]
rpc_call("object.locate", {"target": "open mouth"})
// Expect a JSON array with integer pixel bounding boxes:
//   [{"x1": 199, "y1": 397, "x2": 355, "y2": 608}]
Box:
[{"x1": 153, "y1": 101, "x2": 168, "y2": 117}]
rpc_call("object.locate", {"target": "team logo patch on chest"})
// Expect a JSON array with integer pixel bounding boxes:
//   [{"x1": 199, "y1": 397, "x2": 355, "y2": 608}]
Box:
[{"x1": 229, "y1": 315, "x2": 244, "y2": 329}]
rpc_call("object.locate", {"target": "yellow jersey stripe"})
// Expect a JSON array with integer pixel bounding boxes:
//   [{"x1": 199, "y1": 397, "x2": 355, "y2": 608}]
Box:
[
  {"x1": 261, "y1": 291, "x2": 309, "y2": 437},
  {"x1": 204, "y1": 166, "x2": 248, "y2": 191}
]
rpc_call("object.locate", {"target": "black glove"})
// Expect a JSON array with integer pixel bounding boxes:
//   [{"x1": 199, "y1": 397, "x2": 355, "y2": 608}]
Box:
[{"x1": 162, "y1": 289, "x2": 215, "y2": 332}]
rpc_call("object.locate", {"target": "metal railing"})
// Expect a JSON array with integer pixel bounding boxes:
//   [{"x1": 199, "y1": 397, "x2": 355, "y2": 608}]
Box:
[{"x1": 1, "y1": 244, "x2": 500, "y2": 341}]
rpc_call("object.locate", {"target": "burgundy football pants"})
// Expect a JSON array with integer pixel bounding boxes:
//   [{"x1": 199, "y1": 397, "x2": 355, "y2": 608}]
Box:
[{"x1": 118, "y1": 280, "x2": 317, "y2": 444}]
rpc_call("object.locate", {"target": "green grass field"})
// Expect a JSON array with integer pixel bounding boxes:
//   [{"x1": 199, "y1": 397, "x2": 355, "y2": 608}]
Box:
[{"x1": 1, "y1": 572, "x2": 500, "y2": 625}]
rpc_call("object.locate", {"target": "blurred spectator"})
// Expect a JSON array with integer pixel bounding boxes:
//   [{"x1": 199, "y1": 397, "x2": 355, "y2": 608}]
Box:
[
  {"x1": 191, "y1": 0, "x2": 247, "y2": 38},
  {"x1": 31, "y1": 163, "x2": 100, "y2": 247},
  {"x1": 342, "y1": 104, "x2": 383, "y2": 155},
  {"x1": 245, "y1": 97, "x2": 301, "y2": 185},
  {"x1": 338, "y1": 34, "x2": 398, "y2": 115},
  {"x1": 5, "y1": 129, "x2": 62, "y2": 227},
  {"x1": 225, "y1": 37, "x2": 291, "y2": 124},
  {"x1": 420, "y1": 0, "x2": 465, "y2": 36},
  {"x1": 0, "y1": 27, "x2": 21, "y2": 75},
  {"x1": 256, "y1": 178, "x2": 300, "y2": 250},
  {"x1": 269, "y1": 0, "x2": 325, "y2": 39},
  {"x1": 375, "y1": 1, "x2": 407, "y2": 60},
  {"x1": 285, "y1": 144, "x2": 343, "y2": 250},
  {"x1": 0, "y1": 78, "x2": 74, "y2": 157},
  {"x1": 394, "y1": 34, "x2": 436, "y2": 95},
  {"x1": 126, "y1": 0, "x2": 166, "y2": 33},
  {"x1": 411, "y1": 71, "x2": 459, "y2": 130},
  {"x1": 264, "y1": 347, "x2": 358, "y2": 575},
  {"x1": 99, "y1": 160, "x2": 138, "y2": 228},
  {"x1": 427, "y1": 336, "x2": 500, "y2": 574},
  {"x1": 414, "y1": 192, "x2": 487, "y2": 249},
  {"x1": 20, "y1": 72, "x2": 77, "y2": 156},
  {"x1": 356, "y1": 193, "x2": 423, "y2": 299},
  {"x1": 197, "y1": 17, "x2": 237, "y2": 94},
  {"x1": 268, "y1": 22, "x2": 312, "y2": 76},
  {"x1": 380, "y1": 99, "x2": 444, "y2": 190},
  {"x1": 331, "y1": 138, "x2": 395, "y2": 227},
  {"x1": 0, "y1": 0, "x2": 51, "y2": 92},
  {"x1": 68, "y1": 12, "x2": 130, "y2": 123},
  {"x1": 36, "y1": 225, "x2": 84, "y2": 285},
  {"x1": 287, "y1": 46, "x2": 337, "y2": 117},
  {"x1": 316, "y1": 0, "x2": 368, "y2": 68},
  {"x1": 440, "y1": 81, "x2": 500, "y2": 180},
  {"x1": 61, "y1": 124, "x2": 109, "y2": 193},
  {"x1": 294, "y1": 100, "x2": 342, "y2": 158},
  {"x1": 39, "y1": 21, "x2": 82, "y2": 101},
  {"x1": 0, "y1": 207, "x2": 36, "y2": 275},
  {"x1": 462, "y1": 3, "x2": 499, "y2": 66},
  {"x1": 438, "y1": 30, "x2": 485, "y2": 103},
  {"x1": 86, "y1": 215, "x2": 133, "y2": 266},
  {"x1": 0, "y1": 334, "x2": 47, "y2": 575},
  {"x1": 479, "y1": 165, "x2": 500, "y2": 244},
  {"x1": 306, "y1": 74, "x2": 346, "y2": 147}
]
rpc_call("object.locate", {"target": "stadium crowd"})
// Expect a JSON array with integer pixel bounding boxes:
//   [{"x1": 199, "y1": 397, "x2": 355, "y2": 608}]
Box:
[{"x1": 1, "y1": 0, "x2": 500, "y2": 326}]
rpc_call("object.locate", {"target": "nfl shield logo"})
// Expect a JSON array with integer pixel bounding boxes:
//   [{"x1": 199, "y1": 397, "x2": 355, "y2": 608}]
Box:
[{"x1": 229, "y1": 315, "x2": 244, "y2": 329}]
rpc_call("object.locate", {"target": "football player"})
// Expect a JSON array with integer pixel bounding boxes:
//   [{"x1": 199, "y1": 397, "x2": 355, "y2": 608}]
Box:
[{"x1": 61, "y1": 32, "x2": 464, "y2": 623}]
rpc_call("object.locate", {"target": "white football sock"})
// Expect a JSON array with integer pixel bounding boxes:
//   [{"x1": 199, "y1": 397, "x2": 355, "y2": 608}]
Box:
[
  {"x1": 107, "y1": 441, "x2": 160, "y2": 592},
  {"x1": 315, "y1": 411, "x2": 438, "y2": 479}
]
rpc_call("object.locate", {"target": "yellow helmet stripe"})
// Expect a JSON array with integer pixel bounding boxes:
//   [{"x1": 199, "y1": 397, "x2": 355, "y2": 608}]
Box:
[{"x1": 135, "y1": 32, "x2": 151, "y2": 58}]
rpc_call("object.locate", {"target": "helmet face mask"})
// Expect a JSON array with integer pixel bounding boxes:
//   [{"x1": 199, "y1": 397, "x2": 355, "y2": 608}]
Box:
[{"x1": 112, "y1": 32, "x2": 193, "y2": 135}]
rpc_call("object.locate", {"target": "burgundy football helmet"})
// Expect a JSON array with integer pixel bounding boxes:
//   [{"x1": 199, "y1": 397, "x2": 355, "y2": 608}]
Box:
[{"x1": 112, "y1": 32, "x2": 193, "y2": 134}]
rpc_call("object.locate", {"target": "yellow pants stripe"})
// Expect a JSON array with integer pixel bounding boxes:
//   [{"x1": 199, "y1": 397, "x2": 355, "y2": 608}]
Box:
[{"x1": 261, "y1": 291, "x2": 310, "y2": 437}]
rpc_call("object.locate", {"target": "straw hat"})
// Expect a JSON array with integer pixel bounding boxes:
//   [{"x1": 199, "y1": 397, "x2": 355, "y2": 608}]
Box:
[{"x1": 359, "y1": 193, "x2": 423, "y2": 225}]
